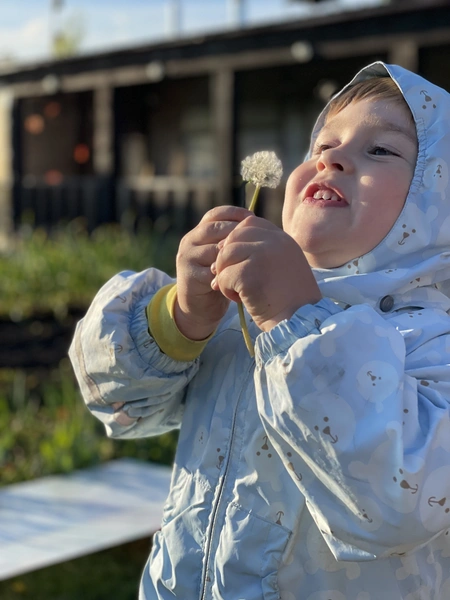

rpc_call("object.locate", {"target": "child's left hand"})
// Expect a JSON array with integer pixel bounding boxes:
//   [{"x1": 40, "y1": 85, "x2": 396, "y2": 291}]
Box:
[{"x1": 210, "y1": 215, "x2": 322, "y2": 332}]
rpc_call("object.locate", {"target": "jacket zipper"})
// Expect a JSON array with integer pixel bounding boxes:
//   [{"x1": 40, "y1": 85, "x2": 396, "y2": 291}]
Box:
[{"x1": 199, "y1": 362, "x2": 255, "y2": 600}]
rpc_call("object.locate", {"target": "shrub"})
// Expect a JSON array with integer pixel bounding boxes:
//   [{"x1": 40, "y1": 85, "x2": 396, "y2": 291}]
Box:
[
  {"x1": 0, "y1": 219, "x2": 178, "y2": 320},
  {"x1": 0, "y1": 360, "x2": 178, "y2": 486},
  {"x1": 0, "y1": 221, "x2": 179, "y2": 485}
]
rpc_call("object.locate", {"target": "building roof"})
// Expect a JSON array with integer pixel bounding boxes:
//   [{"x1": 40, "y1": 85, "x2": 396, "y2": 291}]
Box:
[{"x1": 0, "y1": 0, "x2": 448, "y2": 87}]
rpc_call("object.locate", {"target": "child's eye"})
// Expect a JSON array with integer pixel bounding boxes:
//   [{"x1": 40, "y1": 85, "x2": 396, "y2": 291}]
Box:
[
  {"x1": 314, "y1": 143, "x2": 331, "y2": 154},
  {"x1": 369, "y1": 146, "x2": 397, "y2": 156}
]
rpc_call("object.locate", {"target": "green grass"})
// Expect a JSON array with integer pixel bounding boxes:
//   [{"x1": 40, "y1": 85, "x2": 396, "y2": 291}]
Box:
[
  {"x1": 0, "y1": 361, "x2": 178, "y2": 486},
  {"x1": 0, "y1": 222, "x2": 179, "y2": 595},
  {"x1": 0, "y1": 219, "x2": 179, "y2": 484},
  {"x1": 0, "y1": 364, "x2": 176, "y2": 597},
  {"x1": 0, "y1": 538, "x2": 151, "y2": 600},
  {"x1": 0, "y1": 219, "x2": 178, "y2": 320}
]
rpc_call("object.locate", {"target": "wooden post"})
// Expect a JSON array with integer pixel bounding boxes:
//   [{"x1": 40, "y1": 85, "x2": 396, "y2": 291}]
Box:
[
  {"x1": 211, "y1": 68, "x2": 235, "y2": 207},
  {"x1": 93, "y1": 85, "x2": 114, "y2": 176},
  {"x1": 0, "y1": 89, "x2": 13, "y2": 249},
  {"x1": 389, "y1": 39, "x2": 419, "y2": 72},
  {"x1": 92, "y1": 85, "x2": 114, "y2": 228}
]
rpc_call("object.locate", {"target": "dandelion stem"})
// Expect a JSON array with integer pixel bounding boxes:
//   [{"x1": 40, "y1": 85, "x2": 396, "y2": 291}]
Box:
[
  {"x1": 239, "y1": 183, "x2": 261, "y2": 357},
  {"x1": 248, "y1": 185, "x2": 261, "y2": 212},
  {"x1": 238, "y1": 151, "x2": 282, "y2": 357},
  {"x1": 238, "y1": 302, "x2": 254, "y2": 357}
]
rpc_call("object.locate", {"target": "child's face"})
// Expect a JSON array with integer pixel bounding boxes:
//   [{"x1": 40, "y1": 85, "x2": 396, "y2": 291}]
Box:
[{"x1": 282, "y1": 97, "x2": 418, "y2": 268}]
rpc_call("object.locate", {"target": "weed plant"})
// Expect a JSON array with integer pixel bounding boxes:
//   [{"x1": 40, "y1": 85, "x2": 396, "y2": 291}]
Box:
[
  {"x1": 0, "y1": 218, "x2": 180, "y2": 484},
  {"x1": 0, "y1": 219, "x2": 179, "y2": 596},
  {"x1": 0, "y1": 218, "x2": 178, "y2": 320},
  {"x1": 0, "y1": 359, "x2": 177, "y2": 486},
  {"x1": 0, "y1": 538, "x2": 150, "y2": 600}
]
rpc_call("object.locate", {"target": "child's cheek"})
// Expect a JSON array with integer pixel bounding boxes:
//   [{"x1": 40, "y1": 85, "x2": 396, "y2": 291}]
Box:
[{"x1": 284, "y1": 162, "x2": 315, "y2": 208}]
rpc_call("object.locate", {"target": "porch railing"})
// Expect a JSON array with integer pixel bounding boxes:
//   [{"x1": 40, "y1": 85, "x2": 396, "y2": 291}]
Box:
[
  {"x1": 12, "y1": 175, "x2": 218, "y2": 234},
  {"x1": 116, "y1": 176, "x2": 217, "y2": 234}
]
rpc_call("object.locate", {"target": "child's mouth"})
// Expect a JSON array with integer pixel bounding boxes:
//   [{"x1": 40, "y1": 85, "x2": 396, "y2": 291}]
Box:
[{"x1": 303, "y1": 184, "x2": 348, "y2": 207}]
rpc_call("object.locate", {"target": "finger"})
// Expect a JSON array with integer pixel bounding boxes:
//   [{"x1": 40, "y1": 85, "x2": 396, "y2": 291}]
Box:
[
  {"x1": 219, "y1": 216, "x2": 279, "y2": 249},
  {"x1": 199, "y1": 205, "x2": 253, "y2": 225},
  {"x1": 216, "y1": 240, "x2": 260, "y2": 274},
  {"x1": 178, "y1": 262, "x2": 217, "y2": 289},
  {"x1": 187, "y1": 219, "x2": 241, "y2": 247},
  {"x1": 221, "y1": 224, "x2": 277, "y2": 251},
  {"x1": 191, "y1": 265, "x2": 217, "y2": 286},
  {"x1": 212, "y1": 261, "x2": 246, "y2": 303},
  {"x1": 183, "y1": 208, "x2": 257, "y2": 249},
  {"x1": 178, "y1": 242, "x2": 219, "y2": 269},
  {"x1": 231, "y1": 214, "x2": 278, "y2": 234}
]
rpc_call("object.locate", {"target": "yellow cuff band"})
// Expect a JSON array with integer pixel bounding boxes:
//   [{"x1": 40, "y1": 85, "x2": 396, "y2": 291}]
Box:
[{"x1": 147, "y1": 283, "x2": 213, "y2": 362}]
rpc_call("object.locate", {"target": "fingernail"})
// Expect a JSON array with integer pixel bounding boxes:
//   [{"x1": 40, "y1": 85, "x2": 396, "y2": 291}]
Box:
[
  {"x1": 211, "y1": 262, "x2": 216, "y2": 274},
  {"x1": 211, "y1": 277, "x2": 217, "y2": 289},
  {"x1": 217, "y1": 239, "x2": 225, "y2": 249}
]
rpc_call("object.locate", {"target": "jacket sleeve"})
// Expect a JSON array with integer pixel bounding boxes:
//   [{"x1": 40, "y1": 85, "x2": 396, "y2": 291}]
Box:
[
  {"x1": 69, "y1": 269, "x2": 200, "y2": 439},
  {"x1": 255, "y1": 298, "x2": 450, "y2": 561}
]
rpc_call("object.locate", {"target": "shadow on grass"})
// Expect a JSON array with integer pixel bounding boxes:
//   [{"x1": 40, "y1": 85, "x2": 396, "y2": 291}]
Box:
[{"x1": 0, "y1": 537, "x2": 152, "y2": 600}]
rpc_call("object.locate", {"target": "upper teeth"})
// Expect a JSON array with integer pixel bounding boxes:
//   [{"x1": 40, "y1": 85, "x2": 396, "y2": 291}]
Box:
[{"x1": 313, "y1": 189, "x2": 340, "y2": 201}]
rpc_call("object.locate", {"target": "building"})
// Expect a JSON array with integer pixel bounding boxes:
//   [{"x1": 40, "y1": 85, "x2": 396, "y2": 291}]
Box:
[{"x1": 0, "y1": 0, "x2": 449, "y2": 242}]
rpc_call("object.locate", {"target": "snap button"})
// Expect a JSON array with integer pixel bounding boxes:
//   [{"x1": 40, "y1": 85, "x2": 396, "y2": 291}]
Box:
[{"x1": 379, "y1": 295, "x2": 394, "y2": 312}]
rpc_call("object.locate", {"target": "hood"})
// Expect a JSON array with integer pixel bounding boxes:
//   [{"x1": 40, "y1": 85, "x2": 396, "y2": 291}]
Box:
[{"x1": 309, "y1": 62, "x2": 450, "y2": 314}]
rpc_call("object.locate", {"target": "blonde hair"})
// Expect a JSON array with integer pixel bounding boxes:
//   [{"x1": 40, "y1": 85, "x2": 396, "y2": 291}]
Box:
[{"x1": 326, "y1": 76, "x2": 411, "y2": 122}]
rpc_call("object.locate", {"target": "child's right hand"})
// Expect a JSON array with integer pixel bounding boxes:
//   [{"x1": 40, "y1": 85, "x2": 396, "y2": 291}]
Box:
[{"x1": 174, "y1": 206, "x2": 252, "y2": 341}]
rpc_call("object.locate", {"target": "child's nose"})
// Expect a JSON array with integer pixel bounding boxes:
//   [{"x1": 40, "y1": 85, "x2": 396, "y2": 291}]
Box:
[{"x1": 316, "y1": 148, "x2": 352, "y2": 173}]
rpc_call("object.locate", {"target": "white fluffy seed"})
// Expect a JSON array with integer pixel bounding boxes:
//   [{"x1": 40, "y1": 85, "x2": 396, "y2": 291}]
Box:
[{"x1": 240, "y1": 150, "x2": 283, "y2": 188}]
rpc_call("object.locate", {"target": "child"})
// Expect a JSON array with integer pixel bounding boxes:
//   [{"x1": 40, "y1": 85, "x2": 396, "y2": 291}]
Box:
[{"x1": 69, "y1": 62, "x2": 450, "y2": 599}]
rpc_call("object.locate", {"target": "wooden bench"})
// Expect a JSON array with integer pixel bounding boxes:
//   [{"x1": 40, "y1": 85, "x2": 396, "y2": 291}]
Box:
[{"x1": 0, "y1": 458, "x2": 171, "y2": 580}]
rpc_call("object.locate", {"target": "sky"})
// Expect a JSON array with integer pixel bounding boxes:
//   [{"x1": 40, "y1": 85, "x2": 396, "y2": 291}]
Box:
[{"x1": 0, "y1": 0, "x2": 382, "y2": 65}]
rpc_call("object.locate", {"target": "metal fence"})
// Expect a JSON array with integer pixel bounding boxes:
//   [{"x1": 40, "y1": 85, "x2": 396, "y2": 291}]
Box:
[
  {"x1": 12, "y1": 175, "x2": 218, "y2": 234},
  {"x1": 116, "y1": 176, "x2": 217, "y2": 234}
]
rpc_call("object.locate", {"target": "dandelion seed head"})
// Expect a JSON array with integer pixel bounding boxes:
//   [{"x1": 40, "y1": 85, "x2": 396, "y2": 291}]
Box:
[{"x1": 240, "y1": 151, "x2": 283, "y2": 189}]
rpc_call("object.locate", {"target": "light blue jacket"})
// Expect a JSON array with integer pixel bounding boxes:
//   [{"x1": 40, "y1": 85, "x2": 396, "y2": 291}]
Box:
[{"x1": 70, "y1": 63, "x2": 450, "y2": 599}]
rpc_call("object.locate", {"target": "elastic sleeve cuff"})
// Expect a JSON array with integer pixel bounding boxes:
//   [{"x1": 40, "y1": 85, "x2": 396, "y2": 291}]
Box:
[
  {"x1": 147, "y1": 283, "x2": 214, "y2": 362},
  {"x1": 256, "y1": 298, "x2": 343, "y2": 362}
]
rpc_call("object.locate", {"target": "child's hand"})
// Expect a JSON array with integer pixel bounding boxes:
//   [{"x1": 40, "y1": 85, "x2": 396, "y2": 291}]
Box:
[
  {"x1": 211, "y1": 215, "x2": 322, "y2": 332},
  {"x1": 175, "y1": 206, "x2": 253, "y2": 340}
]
